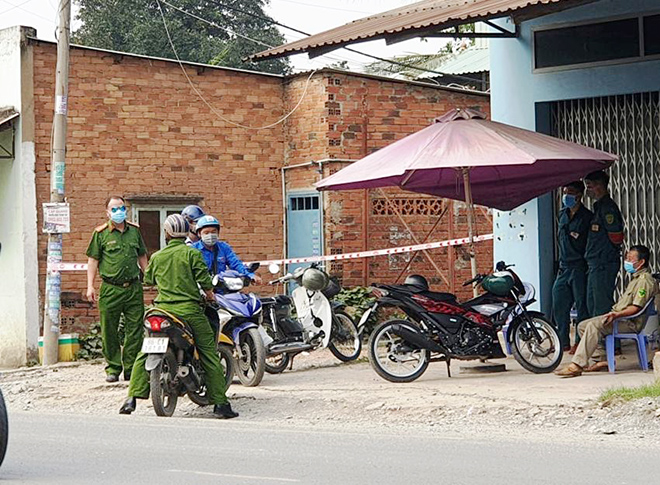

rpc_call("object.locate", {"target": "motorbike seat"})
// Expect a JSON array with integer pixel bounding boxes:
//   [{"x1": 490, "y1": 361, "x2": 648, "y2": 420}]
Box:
[
  {"x1": 421, "y1": 291, "x2": 458, "y2": 303},
  {"x1": 260, "y1": 295, "x2": 292, "y2": 306}
]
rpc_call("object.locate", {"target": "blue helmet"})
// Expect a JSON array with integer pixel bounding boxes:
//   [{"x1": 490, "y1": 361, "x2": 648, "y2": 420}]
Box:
[
  {"x1": 181, "y1": 205, "x2": 205, "y2": 223},
  {"x1": 195, "y1": 215, "x2": 220, "y2": 234}
]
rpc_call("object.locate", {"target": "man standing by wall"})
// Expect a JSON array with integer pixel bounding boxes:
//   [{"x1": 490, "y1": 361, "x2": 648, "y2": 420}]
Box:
[
  {"x1": 86, "y1": 196, "x2": 148, "y2": 382},
  {"x1": 551, "y1": 181, "x2": 592, "y2": 353},
  {"x1": 584, "y1": 171, "x2": 624, "y2": 319}
]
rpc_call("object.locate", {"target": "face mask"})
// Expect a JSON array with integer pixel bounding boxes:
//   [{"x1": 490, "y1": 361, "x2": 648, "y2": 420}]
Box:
[
  {"x1": 624, "y1": 261, "x2": 637, "y2": 274},
  {"x1": 110, "y1": 208, "x2": 126, "y2": 224},
  {"x1": 202, "y1": 233, "x2": 218, "y2": 246},
  {"x1": 562, "y1": 194, "x2": 577, "y2": 209}
]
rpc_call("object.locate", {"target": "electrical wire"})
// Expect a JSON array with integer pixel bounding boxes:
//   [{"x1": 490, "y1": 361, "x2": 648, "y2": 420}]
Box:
[
  {"x1": 0, "y1": 0, "x2": 54, "y2": 22},
  {"x1": 156, "y1": 0, "x2": 318, "y2": 131}
]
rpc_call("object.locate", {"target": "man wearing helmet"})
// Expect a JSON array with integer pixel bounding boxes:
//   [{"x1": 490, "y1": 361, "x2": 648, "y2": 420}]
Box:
[
  {"x1": 119, "y1": 214, "x2": 238, "y2": 419},
  {"x1": 181, "y1": 205, "x2": 205, "y2": 246},
  {"x1": 192, "y1": 215, "x2": 262, "y2": 285}
]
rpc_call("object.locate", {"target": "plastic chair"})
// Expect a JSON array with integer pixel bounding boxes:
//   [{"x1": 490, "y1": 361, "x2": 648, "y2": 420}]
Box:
[{"x1": 605, "y1": 298, "x2": 657, "y2": 373}]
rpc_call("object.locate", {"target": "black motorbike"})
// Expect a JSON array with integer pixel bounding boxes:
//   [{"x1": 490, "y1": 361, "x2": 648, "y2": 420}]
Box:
[
  {"x1": 141, "y1": 307, "x2": 235, "y2": 417},
  {"x1": 0, "y1": 388, "x2": 7, "y2": 467},
  {"x1": 363, "y1": 261, "x2": 563, "y2": 383}
]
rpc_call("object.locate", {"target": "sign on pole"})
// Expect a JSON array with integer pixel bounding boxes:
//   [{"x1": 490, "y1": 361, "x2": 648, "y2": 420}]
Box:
[{"x1": 43, "y1": 202, "x2": 71, "y2": 234}]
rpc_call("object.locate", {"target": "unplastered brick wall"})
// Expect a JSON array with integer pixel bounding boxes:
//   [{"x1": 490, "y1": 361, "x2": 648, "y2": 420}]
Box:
[
  {"x1": 284, "y1": 72, "x2": 492, "y2": 299},
  {"x1": 32, "y1": 41, "x2": 286, "y2": 333}
]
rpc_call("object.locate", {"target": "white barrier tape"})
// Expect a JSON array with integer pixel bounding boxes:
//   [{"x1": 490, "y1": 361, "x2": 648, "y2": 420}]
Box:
[{"x1": 48, "y1": 233, "x2": 493, "y2": 271}]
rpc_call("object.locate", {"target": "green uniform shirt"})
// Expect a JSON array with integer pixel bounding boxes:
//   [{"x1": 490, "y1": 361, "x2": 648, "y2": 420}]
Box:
[
  {"x1": 585, "y1": 194, "x2": 624, "y2": 266},
  {"x1": 612, "y1": 267, "x2": 659, "y2": 328},
  {"x1": 86, "y1": 221, "x2": 147, "y2": 283},
  {"x1": 557, "y1": 205, "x2": 593, "y2": 269},
  {"x1": 143, "y1": 238, "x2": 213, "y2": 305}
]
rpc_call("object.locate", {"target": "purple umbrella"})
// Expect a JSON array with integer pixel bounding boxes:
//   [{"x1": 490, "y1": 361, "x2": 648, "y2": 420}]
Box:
[{"x1": 316, "y1": 108, "x2": 616, "y2": 282}]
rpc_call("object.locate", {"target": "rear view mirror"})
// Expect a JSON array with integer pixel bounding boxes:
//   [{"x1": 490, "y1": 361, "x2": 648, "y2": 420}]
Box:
[
  {"x1": 268, "y1": 263, "x2": 281, "y2": 274},
  {"x1": 212, "y1": 274, "x2": 221, "y2": 287},
  {"x1": 247, "y1": 262, "x2": 260, "y2": 273}
]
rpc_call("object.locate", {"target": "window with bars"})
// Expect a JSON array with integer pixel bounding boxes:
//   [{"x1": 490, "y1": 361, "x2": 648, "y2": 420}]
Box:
[
  {"x1": 290, "y1": 195, "x2": 319, "y2": 211},
  {"x1": 131, "y1": 205, "x2": 187, "y2": 257}
]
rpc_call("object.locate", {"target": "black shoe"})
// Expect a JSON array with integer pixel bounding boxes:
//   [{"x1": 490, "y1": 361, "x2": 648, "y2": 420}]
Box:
[
  {"x1": 106, "y1": 374, "x2": 119, "y2": 383},
  {"x1": 213, "y1": 403, "x2": 239, "y2": 419},
  {"x1": 119, "y1": 397, "x2": 136, "y2": 415},
  {"x1": 123, "y1": 373, "x2": 131, "y2": 382}
]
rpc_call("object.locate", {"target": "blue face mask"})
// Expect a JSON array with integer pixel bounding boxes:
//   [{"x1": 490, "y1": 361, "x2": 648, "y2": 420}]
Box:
[
  {"x1": 110, "y1": 208, "x2": 126, "y2": 224},
  {"x1": 562, "y1": 194, "x2": 577, "y2": 209},
  {"x1": 624, "y1": 261, "x2": 637, "y2": 274}
]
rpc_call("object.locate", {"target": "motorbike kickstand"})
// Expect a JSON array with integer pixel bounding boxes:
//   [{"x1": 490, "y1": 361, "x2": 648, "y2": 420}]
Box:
[{"x1": 445, "y1": 357, "x2": 452, "y2": 378}]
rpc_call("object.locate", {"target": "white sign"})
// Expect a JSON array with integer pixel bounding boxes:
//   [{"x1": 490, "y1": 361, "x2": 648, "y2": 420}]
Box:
[{"x1": 43, "y1": 203, "x2": 70, "y2": 234}]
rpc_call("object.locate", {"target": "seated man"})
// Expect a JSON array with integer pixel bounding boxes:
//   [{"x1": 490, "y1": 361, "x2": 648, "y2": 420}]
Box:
[
  {"x1": 191, "y1": 215, "x2": 261, "y2": 285},
  {"x1": 555, "y1": 244, "x2": 658, "y2": 377}
]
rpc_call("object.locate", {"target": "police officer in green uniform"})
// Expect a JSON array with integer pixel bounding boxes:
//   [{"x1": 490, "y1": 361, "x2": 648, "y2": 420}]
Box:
[
  {"x1": 86, "y1": 196, "x2": 148, "y2": 382},
  {"x1": 118, "y1": 214, "x2": 238, "y2": 419},
  {"x1": 584, "y1": 171, "x2": 624, "y2": 319},
  {"x1": 551, "y1": 181, "x2": 592, "y2": 351}
]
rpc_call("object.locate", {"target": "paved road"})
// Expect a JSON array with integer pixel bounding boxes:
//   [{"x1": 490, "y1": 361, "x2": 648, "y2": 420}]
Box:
[{"x1": 1, "y1": 412, "x2": 656, "y2": 484}]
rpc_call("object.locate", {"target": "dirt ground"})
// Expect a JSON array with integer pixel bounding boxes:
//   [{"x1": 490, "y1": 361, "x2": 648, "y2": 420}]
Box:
[{"x1": 2, "y1": 348, "x2": 660, "y2": 445}]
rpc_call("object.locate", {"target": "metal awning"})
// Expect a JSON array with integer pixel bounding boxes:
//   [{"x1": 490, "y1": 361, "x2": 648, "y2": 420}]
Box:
[
  {"x1": 251, "y1": 0, "x2": 596, "y2": 61},
  {"x1": 0, "y1": 108, "x2": 18, "y2": 160}
]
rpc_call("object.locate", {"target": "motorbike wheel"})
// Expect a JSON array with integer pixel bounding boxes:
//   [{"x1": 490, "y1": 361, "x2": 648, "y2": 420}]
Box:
[
  {"x1": 329, "y1": 310, "x2": 362, "y2": 362},
  {"x1": 187, "y1": 345, "x2": 234, "y2": 406},
  {"x1": 265, "y1": 352, "x2": 290, "y2": 374},
  {"x1": 0, "y1": 389, "x2": 7, "y2": 467},
  {"x1": 368, "y1": 320, "x2": 430, "y2": 383},
  {"x1": 235, "y1": 328, "x2": 266, "y2": 387},
  {"x1": 150, "y1": 349, "x2": 179, "y2": 417},
  {"x1": 511, "y1": 314, "x2": 563, "y2": 374}
]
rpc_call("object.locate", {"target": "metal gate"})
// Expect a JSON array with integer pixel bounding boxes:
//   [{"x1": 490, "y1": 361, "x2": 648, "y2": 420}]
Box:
[{"x1": 551, "y1": 92, "x2": 660, "y2": 292}]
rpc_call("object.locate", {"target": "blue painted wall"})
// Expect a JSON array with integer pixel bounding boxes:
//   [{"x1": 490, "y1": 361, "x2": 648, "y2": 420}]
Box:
[{"x1": 490, "y1": 0, "x2": 660, "y2": 313}]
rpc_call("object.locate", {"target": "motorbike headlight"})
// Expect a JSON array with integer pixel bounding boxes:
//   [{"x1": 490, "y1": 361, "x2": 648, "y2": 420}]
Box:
[{"x1": 224, "y1": 277, "x2": 244, "y2": 291}]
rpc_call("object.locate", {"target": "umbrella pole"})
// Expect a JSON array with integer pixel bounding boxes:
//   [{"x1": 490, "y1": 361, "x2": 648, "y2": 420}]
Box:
[{"x1": 462, "y1": 168, "x2": 478, "y2": 297}]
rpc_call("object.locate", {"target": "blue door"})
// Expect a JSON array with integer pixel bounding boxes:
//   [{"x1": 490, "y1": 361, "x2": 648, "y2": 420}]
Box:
[{"x1": 287, "y1": 193, "x2": 322, "y2": 289}]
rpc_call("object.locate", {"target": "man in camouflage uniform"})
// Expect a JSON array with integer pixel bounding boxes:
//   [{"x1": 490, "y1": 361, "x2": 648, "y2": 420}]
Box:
[
  {"x1": 555, "y1": 245, "x2": 658, "y2": 377},
  {"x1": 86, "y1": 196, "x2": 148, "y2": 382}
]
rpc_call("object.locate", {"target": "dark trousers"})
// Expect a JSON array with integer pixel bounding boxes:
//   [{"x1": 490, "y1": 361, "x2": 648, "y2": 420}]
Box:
[{"x1": 551, "y1": 266, "x2": 588, "y2": 348}]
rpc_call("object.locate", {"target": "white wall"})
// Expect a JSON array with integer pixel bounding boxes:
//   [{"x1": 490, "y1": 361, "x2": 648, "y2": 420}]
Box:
[{"x1": 0, "y1": 26, "x2": 39, "y2": 367}]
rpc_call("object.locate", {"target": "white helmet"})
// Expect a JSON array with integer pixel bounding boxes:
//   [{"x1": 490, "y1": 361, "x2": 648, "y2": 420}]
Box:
[{"x1": 164, "y1": 214, "x2": 189, "y2": 238}]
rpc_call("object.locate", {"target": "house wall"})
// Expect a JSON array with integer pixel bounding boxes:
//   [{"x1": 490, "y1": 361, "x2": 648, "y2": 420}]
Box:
[
  {"x1": 489, "y1": 0, "x2": 660, "y2": 312},
  {"x1": 0, "y1": 26, "x2": 39, "y2": 367},
  {"x1": 284, "y1": 72, "x2": 491, "y2": 298}
]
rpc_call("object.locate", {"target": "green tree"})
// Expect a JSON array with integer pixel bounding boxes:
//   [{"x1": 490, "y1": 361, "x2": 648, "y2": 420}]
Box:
[{"x1": 73, "y1": 0, "x2": 290, "y2": 74}]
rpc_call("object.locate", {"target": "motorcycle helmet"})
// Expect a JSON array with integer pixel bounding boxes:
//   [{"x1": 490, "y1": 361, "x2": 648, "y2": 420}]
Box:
[
  {"x1": 301, "y1": 267, "x2": 329, "y2": 291},
  {"x1": 181, "y1": 205, "x2": 205, "y2": 223},
  {"x1": 163, "y1": 214, "x2": 189, "y2": 238},
  {"x1": 404, "y1": 274, "x2": 429, "y2": 291},
  {"x1": 195, "y1": 215, "x2": 221, "y2": 234},
  {"x1": 481, "y1": 272, "x2": 515, "y2": 296}
]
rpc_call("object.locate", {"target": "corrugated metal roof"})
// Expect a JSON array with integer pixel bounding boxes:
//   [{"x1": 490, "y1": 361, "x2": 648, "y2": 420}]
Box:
[
  {"x1": 251, "y1": 0, "x2": 596, "y2": 60},
  {"x1": 0, "y1": 108, "x2": 19, "y2": 129},
  {"x1": 427, "y1": 46, "x2": 490, "y2": 76}
]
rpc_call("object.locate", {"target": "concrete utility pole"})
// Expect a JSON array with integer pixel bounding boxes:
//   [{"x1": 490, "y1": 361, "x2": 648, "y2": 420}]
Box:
[{"x1": 42, "y1": 0, "x2": 72, "y2": 365}]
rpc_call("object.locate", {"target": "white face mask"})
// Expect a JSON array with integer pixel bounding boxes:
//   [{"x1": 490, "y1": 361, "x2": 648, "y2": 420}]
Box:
[{"x1": 201, "y1": 233, "x2": 218, "y2": 246}]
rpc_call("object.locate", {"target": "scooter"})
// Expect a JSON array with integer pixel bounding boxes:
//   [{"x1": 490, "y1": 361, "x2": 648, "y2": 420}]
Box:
[
  {"x1": 141, "y1": 307, "x2": 235, "y2": 417},
  {"x1": 260, "y1": 263, "x2": 361, "y2": 373},
  {"x1": 210, "y1": 266, "x2": 267, "y2": 387},
  {"x1": 362, "y1": 261, "x2": 563, "y2": 383}
]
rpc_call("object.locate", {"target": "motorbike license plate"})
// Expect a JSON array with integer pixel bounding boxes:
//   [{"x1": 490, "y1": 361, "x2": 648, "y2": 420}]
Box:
[{"x1": 141, "y1": 337, "x2": 169, "y2": 354}]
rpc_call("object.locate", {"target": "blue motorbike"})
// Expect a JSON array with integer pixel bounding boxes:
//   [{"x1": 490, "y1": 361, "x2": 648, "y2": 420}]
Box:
[{"x1": 210, "y1": 267, "x2": 266, "y2": 387}]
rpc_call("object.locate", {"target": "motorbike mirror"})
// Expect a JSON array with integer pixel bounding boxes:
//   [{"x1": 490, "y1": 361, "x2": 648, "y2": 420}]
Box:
[
  {"x1": 212, "y1": 274, "x2": 221, "y2": 287},
  {"x1": 247, "y1": 262, "x2": 260, "y2": 273},
  {"x1": 268, "y1": 263, "x2": 281, "y2": 274}
]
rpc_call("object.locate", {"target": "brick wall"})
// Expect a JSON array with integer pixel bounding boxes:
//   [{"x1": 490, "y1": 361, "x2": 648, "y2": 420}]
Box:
[
  {"x1": 32, "y1": 42, "x2": 286, "y2": 333},
  {"x1": 31, "y1": 42, "x2": 491, "y2": 333}
]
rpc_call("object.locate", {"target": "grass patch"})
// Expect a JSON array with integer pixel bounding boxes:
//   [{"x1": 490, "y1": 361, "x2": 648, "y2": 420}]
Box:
[{"x1": 599, "y1": 380, "x2": 660, "y2": 403}]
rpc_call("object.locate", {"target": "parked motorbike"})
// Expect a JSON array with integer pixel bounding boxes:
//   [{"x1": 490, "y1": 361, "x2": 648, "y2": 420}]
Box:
[
  {"x1": 209, "y1": 266, "x2": 266, "y2": 387},
  {"x1": 0, "y1": 388, "x2": 7, "y2": 467},
  {"x1": 260, "y1": 263, "x2": 361, "y2": 373},
  {"x1": 362, "y1": 261, "x2": 562, "y2": 383},
  {"x1": 141, "y1": 307, "x2": 235, "y2": 417}
]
